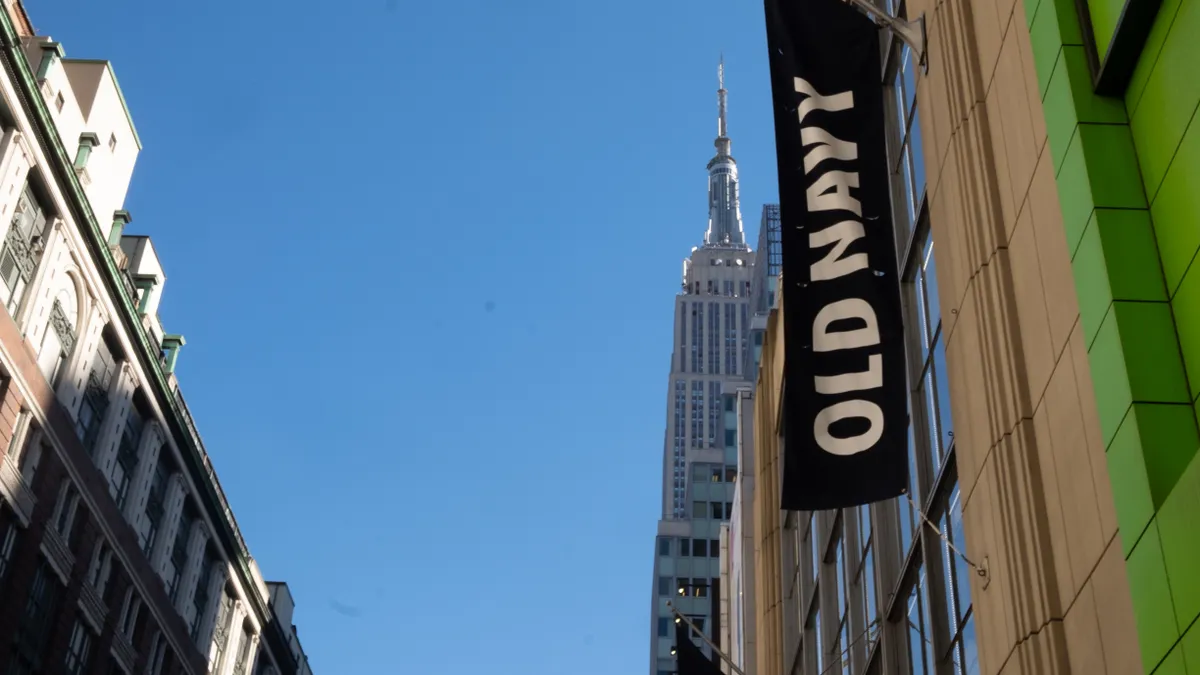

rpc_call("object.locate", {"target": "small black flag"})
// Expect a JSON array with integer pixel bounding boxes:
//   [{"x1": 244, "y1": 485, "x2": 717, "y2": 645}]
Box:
[{"x1": 674, "y1": 620, "x2": 724, "y2": 675}]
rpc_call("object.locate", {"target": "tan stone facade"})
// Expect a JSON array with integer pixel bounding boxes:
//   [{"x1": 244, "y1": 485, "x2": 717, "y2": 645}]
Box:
[
  {"x1": 917, "y1": 0, "x2": 1141, "y2": 671},
  {"x1": 747, "y1": 0, "x2": 1147, "y2": 672}
]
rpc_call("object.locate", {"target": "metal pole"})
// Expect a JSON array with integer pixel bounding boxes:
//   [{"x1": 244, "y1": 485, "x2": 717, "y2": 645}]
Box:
[
  {"x1": 840, "y1": 0, "x2": 928, "y2": 72},
  {"x1": 666, "y1": 601, "x2": 748, "y2": 675},
  {"x1": 710, "y1": 578, "x2": 721, "y2": 671}
]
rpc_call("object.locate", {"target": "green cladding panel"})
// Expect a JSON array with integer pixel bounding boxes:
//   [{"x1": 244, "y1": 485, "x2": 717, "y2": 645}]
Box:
[{"x1": 1024, "y1": 0, "x2": 1200, "y2": 669}]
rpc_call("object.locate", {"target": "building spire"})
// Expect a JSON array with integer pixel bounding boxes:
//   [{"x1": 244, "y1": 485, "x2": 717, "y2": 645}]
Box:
[
  {"x1": 715, "y1": 55, "x2": 730, "y2": 156},
  {"x1": 703, "y1": 55, "x2": 745, "y2": 248}
]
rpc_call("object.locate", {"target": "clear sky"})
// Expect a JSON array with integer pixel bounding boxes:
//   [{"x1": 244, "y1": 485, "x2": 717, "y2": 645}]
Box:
[{"x1": 32, "y1": 0, "x2": 781, "y2": 672}]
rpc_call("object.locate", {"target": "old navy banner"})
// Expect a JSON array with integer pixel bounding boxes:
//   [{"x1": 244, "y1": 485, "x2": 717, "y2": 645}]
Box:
[{"x1": 764, "y1": 0, "x2": 908, "y2": 510}]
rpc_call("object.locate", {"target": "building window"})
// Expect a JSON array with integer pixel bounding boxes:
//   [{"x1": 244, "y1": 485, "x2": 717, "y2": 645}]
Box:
[
  {"x1": 11, "y1": 560, "x2": 61, "y2": 673},
  {"x1": 833, "y1": 531, "x2": 850, "y2": 667},
  {"x1": 691, "y1": 303, "x2": 704, "y2": 373},
  {"x1": 658, "y1": 538, "x2": 671, "y2": 557},
  {"x1": 808, "y1": 604, "x2": 823, "y2": 674},
  {"x1": 232, "y1": 626, "x2": 253, "y2": 675},
  {"x1": 740, "y1": 302, "x2": 749, "y2": 367},
  {"x1": 38, "y1": 299, "x2": 77, "y2": 387},
  {"x1": 724, "y1": 303, "x2": 737, "y2": 374},
  {"x1": 86, "y1": 542, "x2": 114, "y2": 598},
  {"x1": 912, "y1": 234, "x2": 952, "y2": 471},
  {"x1": 15, "y1": 422, "x2": 45, "y2": 486},
  {"x1": 709, "y1": 302, "x2": 719, "y2": 374},
  {"x1": 710, "y1": 540, "x2": 720, "y2": 557},
  {"x1": 64, "y1": 616, "x2": 93, "y2": 675},
  {"x1": 0, "y1": 511, "x2": 17, "y2": 585},
  {"x1": 167, "y1": 510, "x2": 192, "y2": 602},
  {"x1": 672, "y1": 380, "x2": 687, "y2": 516},
  {"x1": 657, "y1": 617, "x2": 670, "y2": 637},
  {"x1": 707, "y1": 382, "x2": 720, "y2": 446},
  {"x1": 191, "y1": 558, "x2": 213, "y2": 642},
  {"x1": 808, "y1": 514, "x2": 821, "y2": 583},
  {"x1": 142, "y1": 458, "x2": 169, "y2": 555},
  {"x1": 211, "y1": 591, "x2": 235, "y2": 672},
  {"x1": 693, "y1": 539, "x2": 708, "y2": 557},
  {"x1": 681, "y1": 539, "x2": 691, "y2": 557},
  {"x1": 111, "y1": 402, "x2": 144, "y2": 510},
  {"x1": 855, "y1": 504, "x2": 879, "y2": 636},
  {"x1": 725, "y1": 466, "x2": 737, "y2": 482},
  {"x1": 690, "y1": 381, "x2": 704, "y2": 447},
  {"x1": 146, "y1": 631, "x2": 168, "y2": 675},
  {"x1": 118, "y1": 588, "x2": 141, "y2": 639},
  {"x1": 658, "y1": 576, "x2": 672, "y2": 596},
  {"x1": 0, "y1": 184, "x2": 48, "y2": 316},
  {"x1": 53, "y1": 481, "x2": 81, "y2": 541},
  {"x1": 76, "y1": 336, "x2": 116, "y2": 456},
  {"x1": 710, "y1": 502, "x2": 723, "y2": 520},
  {"x1": 692, "y1": 501, "x2": 706, "y2": 520},
  {"x1": 938, "y1": 485, "x2": 977, "y2": 675},
  {"x1": 891, "y1": 43, "x2": 926, "y2": 242},
  {"x1": 679, "y1": 303, "x2": 687, "y2": 371}
]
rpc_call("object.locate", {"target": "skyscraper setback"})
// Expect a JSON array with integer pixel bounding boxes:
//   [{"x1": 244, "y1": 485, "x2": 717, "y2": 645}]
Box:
[{"x1": 648, "y1": 62, "x2": 758, "y2": 675}]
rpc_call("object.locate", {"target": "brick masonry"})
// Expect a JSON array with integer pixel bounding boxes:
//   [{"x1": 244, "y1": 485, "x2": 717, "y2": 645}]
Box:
[{"x1": 0, "y1": 304, "x2": 206, "y2": 674}]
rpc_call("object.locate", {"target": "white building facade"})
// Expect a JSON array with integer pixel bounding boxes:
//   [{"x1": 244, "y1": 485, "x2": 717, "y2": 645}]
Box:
[{"x1": 0, "y1": 3, "x2": 311, "y2": 674}]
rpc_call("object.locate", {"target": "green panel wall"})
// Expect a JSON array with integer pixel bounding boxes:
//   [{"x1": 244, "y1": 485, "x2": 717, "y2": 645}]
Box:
[{"x1": 1025, "y1": 0, "x2": 1200, "y2": 670}]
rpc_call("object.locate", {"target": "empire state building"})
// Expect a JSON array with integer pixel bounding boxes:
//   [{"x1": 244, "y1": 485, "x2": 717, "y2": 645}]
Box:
[{"x1": 647, "y1": 61, "x2": 758, "y2": 675}]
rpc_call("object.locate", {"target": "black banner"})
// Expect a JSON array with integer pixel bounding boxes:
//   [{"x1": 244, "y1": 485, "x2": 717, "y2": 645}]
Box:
[
  {"x1": 764, "y1": 0, "x2": 908, "y2": 511},
  {"x1": 674, "y1": 619, "x2": 723, "y2": 675}
]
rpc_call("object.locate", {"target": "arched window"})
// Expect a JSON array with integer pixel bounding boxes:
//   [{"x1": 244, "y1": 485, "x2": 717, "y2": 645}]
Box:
[{"x1": 36, "y1": 284, "x2": 78, "y2": 387}]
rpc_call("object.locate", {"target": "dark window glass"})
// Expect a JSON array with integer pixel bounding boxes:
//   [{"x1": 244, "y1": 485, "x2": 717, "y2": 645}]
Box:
[{"x1": 658, "y1": 576, "x2": 672, "y2": 596}]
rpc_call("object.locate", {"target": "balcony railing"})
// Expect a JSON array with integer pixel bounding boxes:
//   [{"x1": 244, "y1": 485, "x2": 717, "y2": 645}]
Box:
[
  {"x1": 39, "y1": 526, "x2": 74, "y2": 585},
  {"x1": 141, "y1": 314, "x2": 164, "y2": 366},
  {"x1": 111, "y1": 629, "x2": 137, "y2": 673},
  {"x1": 77, "y1": 580, "x2": 107, "y2": 633},
  {"x1": 0, "y1": 455, "x2": 34, "y2": 524},
  {"x1": 171, "y1": 389, "x2": 249, "y2": 561}
]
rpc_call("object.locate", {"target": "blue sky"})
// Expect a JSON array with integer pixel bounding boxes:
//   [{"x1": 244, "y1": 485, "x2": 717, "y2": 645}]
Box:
[{"x1": 34, "y1": 0, "x2": 780, "y2": 671}]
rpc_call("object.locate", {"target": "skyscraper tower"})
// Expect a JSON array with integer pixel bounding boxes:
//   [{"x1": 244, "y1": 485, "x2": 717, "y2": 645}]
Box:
[{"x1": 648, "y1": 61, "x2": 757, "y2": 675}]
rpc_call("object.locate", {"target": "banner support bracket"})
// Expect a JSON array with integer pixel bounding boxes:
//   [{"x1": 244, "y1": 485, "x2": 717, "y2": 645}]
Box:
[
  {"x1": 843, "y1": 0, "x2": 928, "y2": 73},
  {"x1": 666, "y1": 601, "x2": 748, "y2": 675}
]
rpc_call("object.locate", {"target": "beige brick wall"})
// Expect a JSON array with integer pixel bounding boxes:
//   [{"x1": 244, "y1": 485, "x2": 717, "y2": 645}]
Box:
[{"x1": 908, "y1": 0, "x2": 1141, "y2": 672}]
